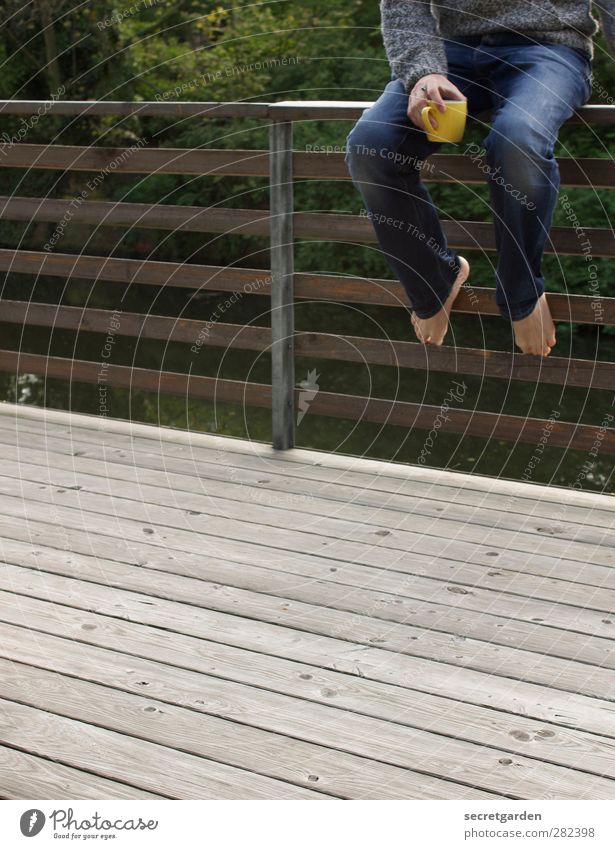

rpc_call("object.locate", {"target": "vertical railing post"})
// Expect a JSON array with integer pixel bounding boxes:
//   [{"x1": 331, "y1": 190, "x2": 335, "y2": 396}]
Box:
[{"x1": 269, "y1": 119, "x2": 295, "y2": 450}]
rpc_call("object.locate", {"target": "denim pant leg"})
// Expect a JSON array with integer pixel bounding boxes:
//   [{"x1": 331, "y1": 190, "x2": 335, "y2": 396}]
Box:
[
  {"x1": 345, "y1": 80, "x2": 462, "y2": 318},
  {"x1": 479, "y1": 43, "x2": 592, "y2": 320}
]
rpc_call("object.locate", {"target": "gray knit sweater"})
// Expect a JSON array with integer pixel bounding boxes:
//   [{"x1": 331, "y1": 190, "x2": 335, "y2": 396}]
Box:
[{"x1": 381, "y1": 1, "x2": 615, "y2": 91}]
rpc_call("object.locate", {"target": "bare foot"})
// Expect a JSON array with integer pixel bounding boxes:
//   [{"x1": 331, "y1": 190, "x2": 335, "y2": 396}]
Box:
[
  {"x1": 411, "y1": 256, "x2": 470, "y2": 345},
  {"x1": 512, "y1": 293, "x2": 557, "y2": 357}
]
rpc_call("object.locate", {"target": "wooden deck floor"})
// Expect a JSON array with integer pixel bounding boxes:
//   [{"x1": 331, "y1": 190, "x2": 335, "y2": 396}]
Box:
[{"x1": 0, "y1": 402, "x2": 614, "y2": 800}]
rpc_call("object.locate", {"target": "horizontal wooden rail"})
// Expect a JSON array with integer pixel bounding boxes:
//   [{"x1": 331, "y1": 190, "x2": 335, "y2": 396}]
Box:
[
  {"x1": 2, "y1": 298, "x2": 614, "y2": 389},
  {"x1": 0, "y1": 249, "x2": 613, "y2": 325},
  {"x1": 0, "y1": 196, "x2": 270, "y2": 236},
  {"x1": 0, "y1": 248, "x2": 268, "y2": 292},
  {"x1": 0, "y1": 100, "x2": 273, "y2": 119},
  {"x1": 1, "y1": 197, "x2": 613, "y2": 257},
  {"x1": 265, "y1": 101, "x2": 615, "y2": 125},
  {"x1": 1, "y1": 144, "x2": 613, "y2": 188},
  {"x1": 294, "y1": 213, "x2": 615, "y2": 257},
  {"x1": 0, "y1": 100, "x2": 613, "y2": 124},
  {"x1": 0, "y1": 300, "x2": 271, "y2": 352},
  {"x1": 294, "y1": 151, "x2": 615, "y2": 187},
  {"x1": 0, "y1": 144, "x2": 272, "y2": 177},
  {"x1": 292, "y1": 274, "x2": 615, "y2": 324},
  {"x1": 0, "y1": 348, "x2": 612, "y2": 453},
  {"x1": 295, "y1": 329, "x2": 615, "y2": 390}
]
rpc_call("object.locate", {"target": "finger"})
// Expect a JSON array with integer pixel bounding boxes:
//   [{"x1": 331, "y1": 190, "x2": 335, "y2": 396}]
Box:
[
  {"x1": 408, "y1": 98, "x2": 423, "y2": 119},
  {"x1": 428, "y1": 85, "x2": 447, "y2": 112},
  {"x1": 409, "y1": 103, "x2": 428, "y2": 129},
  {"x1": 423, "y1": 107, "x2": 438, "y2": 130},
  {"x1": 412, "y1": 90, "x2": 438, "y2": 128},
  {"x1": 440, "y1": 83, "x2": 466, "y2": 102},
  {"x1": 407, "y1": 94, "x2": 419, "y2": 120},
  {"x1": 408, "y1": 108, "x2": 420, "y2": 129}
]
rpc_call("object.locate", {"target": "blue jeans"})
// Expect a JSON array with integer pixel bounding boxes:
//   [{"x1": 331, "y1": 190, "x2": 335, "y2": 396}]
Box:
[{"x1": 345, "y1": 35, "x2": 592, "y2": 320}]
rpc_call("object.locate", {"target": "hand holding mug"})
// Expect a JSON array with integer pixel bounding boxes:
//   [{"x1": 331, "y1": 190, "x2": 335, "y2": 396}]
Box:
[{"x1": 408, "y1": 74, "x2": 467, "y2": 141}]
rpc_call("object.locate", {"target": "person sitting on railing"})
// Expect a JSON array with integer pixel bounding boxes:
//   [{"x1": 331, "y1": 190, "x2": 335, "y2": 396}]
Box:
[{"x1": 346, "y1": 1, "x2": 615, "y2": 356}]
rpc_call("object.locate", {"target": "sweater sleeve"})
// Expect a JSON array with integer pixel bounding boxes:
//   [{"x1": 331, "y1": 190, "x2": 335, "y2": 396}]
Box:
[
  {"x1": 380, "y1": 1, "x2": 448, "y2": 92},
  {"x1": 595, "y1": 0, "x2": 615, "y2": 55}
]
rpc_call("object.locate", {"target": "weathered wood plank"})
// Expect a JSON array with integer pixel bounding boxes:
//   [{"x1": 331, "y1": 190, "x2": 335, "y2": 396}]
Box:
[
  {"x1": 1, "y1": 402, "x2": 612, "y2": 515},
  {"x1": 2, "y1": 592, "x2": 613, "y2": 770},
  {"x1": 0, "y1": 632, "x2": 498, "y2": 800},
  {"x1": 4, "y1": 623, "x2": 615, "y2": 796},
  {"x1": 0, "y1": 401, "x2": 613, "y2": 800},
  {"x1": 2, "y1": 460, "x2": 615, "y2": 600},
  {"x1": 0, "y1": 406, "x2": 611, "y2": 537},
  {"x1": 0, "y1": 416, "x2": 607, "y2": 536},
  {"x1": 0, "y1": 418, "x2": 612, "y2": 572},
  {"x1": 1, "y1": 501, "x2": 613, "y2": 677},
  {"x1": 0, "y1": 521, "x2": 612, "y2": 704},
  {"x1": 2, "y1": 531, "x2": 612, "y2": 677},
  {"x1": 0, "y1": 440, "x2": 614, "y2": 587},
  {"x1": 0, "y1": 419, "x2": 611, "y2": 570},
  {"x1": 0, "y1": 457, "x2": 614, "y2": 614},
  {"x1": 0, "y1": 697, "x2": 329, "y2": 800},
  {"x1": 2, "y1": 648, "x2": 613, "y2": 798},
  {"x1": 0, "y1": 558, "x2": 613, "y2": 726},
  {"x1": 2, "y1": 540, "x2": 614, "y2": 685},
  {"x1": 0, "y1": 490, "x2": 613, "y2": 681},
  {"x1": 1, "y1": 444, "x2": 615, "y2": 606}
]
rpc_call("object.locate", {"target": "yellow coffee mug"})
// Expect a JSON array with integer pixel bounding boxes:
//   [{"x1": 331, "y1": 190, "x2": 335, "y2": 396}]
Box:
[{"x1": 421, "y1": 99, "x2": 467, "y2": 143}]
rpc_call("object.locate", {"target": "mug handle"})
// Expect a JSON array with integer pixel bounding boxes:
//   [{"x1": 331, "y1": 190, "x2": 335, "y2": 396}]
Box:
[{"x1": 421, "y1": 104, "x2": 438, "y2": 134}]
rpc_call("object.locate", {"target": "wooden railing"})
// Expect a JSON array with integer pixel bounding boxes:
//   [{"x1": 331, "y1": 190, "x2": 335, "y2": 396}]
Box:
[{"x1": 0, "y1": 98, "x2": 614, "y2": 455}]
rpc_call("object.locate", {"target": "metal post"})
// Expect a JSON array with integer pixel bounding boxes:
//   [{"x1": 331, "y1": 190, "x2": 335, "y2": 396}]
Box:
[{"x1": 269, "y1": 120, "x2": 295, "y2": 450}]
